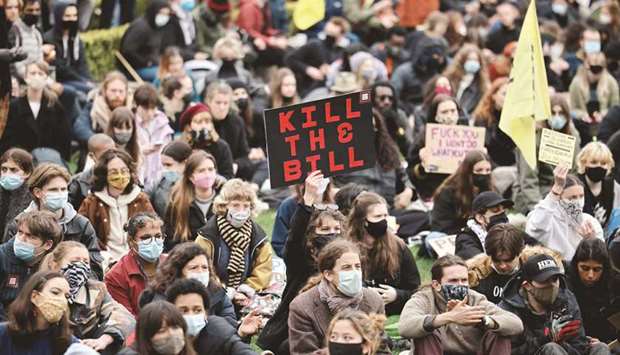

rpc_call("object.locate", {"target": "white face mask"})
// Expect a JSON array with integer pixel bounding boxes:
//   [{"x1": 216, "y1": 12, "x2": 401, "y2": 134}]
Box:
[
  {"x1": 26, "y1": 76, "x2": 46, "y2": 90},
  {"x1": 155, "y1": 13, "x2": 170, "y2": 27},
  {"x1": 187, "y1": 271, "x2": 210, "y2": 287}
]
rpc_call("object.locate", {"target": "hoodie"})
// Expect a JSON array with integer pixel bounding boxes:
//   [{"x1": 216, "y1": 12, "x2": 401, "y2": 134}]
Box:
[{"x1": 499, "y1": 273, "x2": 589, "y2": 355}]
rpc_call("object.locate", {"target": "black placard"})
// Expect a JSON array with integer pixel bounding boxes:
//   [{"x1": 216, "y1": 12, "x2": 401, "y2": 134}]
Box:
[{"x1": 263, "y1": 91, "x2": 376, "y2": 188}]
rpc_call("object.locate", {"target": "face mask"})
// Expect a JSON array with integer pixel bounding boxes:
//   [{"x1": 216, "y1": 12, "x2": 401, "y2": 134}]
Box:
[
  {"x1": 152, "y1": 328, "x2": 186, "y2": 355},
  {"x1": 560, "y1": 198, "x2": 584, "y2": 224},
  {"x1": 337, "y1": 269, "x2": 363, "y2": 297},
  {"x1": 183, "y1": 313, "x2": 207, "y2": 337},
  {"x1": 235, "y1": 98, "x2": 249, "y2": 111},
  {"x1": 154, "y1": 14, "x2": 170, "y2": 28},
  {"x1": 187, "y1": 271, "x2": 210, "y2": 287},
  {"x1": 310, "y1": 233, "x2": 338, "y2": 255},
  {"x1": 441, "y1": 284, "x2": 468, "y2": 301},
  {"x1": 464, "y1": 60, "x2": 480, "y2": 74},
  {"x1": 13, "y1": 237, "x2": 36, "y2": 262},
  {"x1": 162, "y1": 170, "x2": 180, "y2": 182},
  {"x1": 23, "y1": 13, "x2": 39, "y2": 26},
  {"x1": 487, "y1": 212, "x2": 509, "y2": 229},
  {"x1": 107, "y1": 172, "x2": 131, "y2": 191},
  {"x1": 600, "y1": 14, "x2": 612, "y2": 25},
  {"x1": 434, "y1": 86, "x2": 452, "y2": 97},
  {"x1": 193, "y1": 173, "x2": 216, "y2": 189},
  {"x1": 137, "y1": 238, "x2": 164, "y2": 263},
  {"x1": 472, "y1": 173, "x2": 490, "y2": 191},
  {"x1": 62, "y1": 20, "x2": 78, "y2": 36},
  {"x1": 365, "y1": 218, "x2": 388, "y2": 238},
  {"x1": 548, "y1": 114, "x2": 567, "y2": 130},
  {"x1": 584, "y1": 40, "x2": 601, "y2": 54},
  {"x1": 113, "y1": 131, "x2": 132, "y2": 145},
  {"x1": 44, "y1": 191, "x2": 68, "y2": 211},
  {"x1": 191, "y1": 129, "x2": 211, "y2": 143},
  {"x1": 32, "y1": 292, "x2": 68, "y2": 324},
  {"x1": 586, "y1": 166, "x2": 607, "y2": 182},
  {"x1": 0, "y1": 174, "x2": 24, "y2": 191},
  {"x1": 61, "y1": 261, "x2": 90, "y2": 303},
  {"x1": 324, "y1": 34, "x2": 336, "y2": 47},
  {"x1": 590, "y1": 65, "x2": 604, "y2": 75},
  {"x1": 180, "y1": 0, "x2": 196, "y2": 12},
  {"x1": 26, "y1": 76, "x2": 46, "y2": 90},
  {"x1": 226, "y1": 208, "x2": 250, "y2": 228},
  {"x1": 528, "y1": 284, "x2": 559, "y2": 306},
  {"x1": 329, "y1": 342, "x2": 364, "y2": 355},
  {"x1": 552, "y1": 3, "x2": 567, "y2": 15}
]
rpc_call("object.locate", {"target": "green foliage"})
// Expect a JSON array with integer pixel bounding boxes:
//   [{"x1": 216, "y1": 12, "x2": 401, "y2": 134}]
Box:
[{"x1": 81, "y1": 25, "x2": 128, "y2": 81}]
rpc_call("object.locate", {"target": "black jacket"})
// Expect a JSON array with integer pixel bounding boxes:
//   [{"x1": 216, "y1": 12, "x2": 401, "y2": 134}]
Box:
[
  {"x1": 164, "y1": 200, "x2": 214, "y2": 252},
  {"x1": 431, "y1": 186, "x2": 467, "y2": 234},
  {"x1": 598, "y1": 105, "x2": 620, "y2": 143},
  {"x1": 579, "y1": 174, "x2": 615, "y2": 227},
  {"x1": 284, "y1": 39, "x2": 342, "y2": 96},
  {"x1": 499, "y1": 274, "x2": 589, "y2": 355},
  {"x1": 455, "y1": 225, "x2": 485, "y2": 260},
  {"x1": 475, "y1": 110, "x2": 516, "y2": 167},
  {"x1": 0, "y1": 96, "x2": 71, "y2": 160},
  {"x1": 0, "y1": 185, "x2": 31, "y2": 239},
  {"x1": 68, "y1": 168, "x2": 93, "y2": 211},
  {"x1": 407, "y1": 127, "x2": 450, "y2": 201},
  {"x1": 213, "y1": 113, "x2": 252, "y2": 179},
  {"x1": 192, "y1": 138, "x2": 235, "y2": 180},
  {"x1": 0, "y1": 238, "x2": 41, "y2": 320},
  {"x1": 194, "y1": 315, "x2": 256, "y2": 355},
  {"x1": 485, "y1": 24, "x2": 521, "y2": 55}
]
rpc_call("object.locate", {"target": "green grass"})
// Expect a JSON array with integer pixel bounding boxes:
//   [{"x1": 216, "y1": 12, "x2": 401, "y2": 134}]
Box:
[{"x1": 254, "y1": 210, "x2": 434, "y2": 352}]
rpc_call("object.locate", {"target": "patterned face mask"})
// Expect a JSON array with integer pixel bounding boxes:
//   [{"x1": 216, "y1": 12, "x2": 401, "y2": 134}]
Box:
[
  {"x1": 61, "y1": 261, "x2": 91, "y2": 303},
  {"x1": 559, "y1": 198, "x2": 585, "y2": 226}
]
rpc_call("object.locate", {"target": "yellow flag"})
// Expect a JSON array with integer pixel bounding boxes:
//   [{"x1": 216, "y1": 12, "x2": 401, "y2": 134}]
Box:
[
  {"x1": 293, "y1": 0, "x2": 325, "y2": 31},
  {"x1": 499, "y1": 0, "x2": 551, "y2": 169}
]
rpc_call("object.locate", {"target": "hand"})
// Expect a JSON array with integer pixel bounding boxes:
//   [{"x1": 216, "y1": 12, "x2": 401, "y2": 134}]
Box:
[
  {"x1": 419, "y1": 147, "x2": 430, "y2": 170},
  {"x1": 376, "y1": 284, "x2": 398, "y2": 304},
  {"x1": 270, "y1": 36, "x2": 287, "y2": 49},
  {"x1": 552, "y1": 165, "x2": 569, "y2": 192},
  {"x1": 253, "y1": 37, "x2": 267, "y2": 51},
  {"x1": 320, "y1": 64, "x2": 331, "y2": 75},
  {"x1": 249, "y1": 148, "x2": 266, "y2": 161},
  {"x1": 50, "y1": 82, "x2": 64, "y2": 95},
  {"x1": 238, "y1": 310, "x2": 263, "y2": 337},
  {"x1": 371, "y1": 0, "x2": 392, "y2": 13},
  {"x1": 306, "y1": 66, "x2": 325, "y2": 81},
  {"x1": 394, "y1": 187, "x2": 414, "y2": 210},
  {"x1": 592, "y1": 111, "x2": 603, "y2": 123},
  {"x1": 447, "y1": 300, "x2": 486, "y2": 326},
  {"x1": 577, "y1": 220, "x2": 595, "y2": 239},
  {"x1": 81, "y1": 334, "x2": 114, "y2": 351},
  {"x1": 303, "y1": 170, "x2": 324, "y2": 207},
  {"x1": 233, "y1": 292, "x2": 251, "y2": 307}
]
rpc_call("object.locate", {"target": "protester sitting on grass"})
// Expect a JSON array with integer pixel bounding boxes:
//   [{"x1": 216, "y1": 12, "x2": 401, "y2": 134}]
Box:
[
  {"x1": 324, "y1": 309, "x2": 387, "y2": 355},
  {"x1": 0, "y1": 148, "x2": 33, "y2": 238}
]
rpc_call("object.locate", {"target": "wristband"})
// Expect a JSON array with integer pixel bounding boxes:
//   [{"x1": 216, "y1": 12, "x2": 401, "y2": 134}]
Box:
[{"x1": 423, "y1": 315, "x2": 437, "y2": 332}]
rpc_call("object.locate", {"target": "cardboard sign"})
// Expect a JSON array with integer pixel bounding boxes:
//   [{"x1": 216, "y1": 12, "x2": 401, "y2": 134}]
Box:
[
  {"x1": 425, "y1": 124, "x2": 486, "y2": 174},
  {"x1": 428, "y1": 235, "x2": 456, "y2": 258},
  {"x1": 538, "y1": 128, "x2": 576, "y2": 168},
  {"x1": 263, "y1": 91, "x2": 376, "y2": 188}
]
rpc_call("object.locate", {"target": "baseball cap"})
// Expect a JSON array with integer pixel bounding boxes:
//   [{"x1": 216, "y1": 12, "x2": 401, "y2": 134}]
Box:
[
  {"x1": 522, "y1": 254, "x2": 563, "y2": 283},
  {"x1": 472, "y1": 191, "x2": 514, "y2": 213}
]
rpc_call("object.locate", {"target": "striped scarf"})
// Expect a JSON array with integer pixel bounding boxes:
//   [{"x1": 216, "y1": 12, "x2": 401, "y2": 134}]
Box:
[
  {"x1": 60, "y1": 261, "x2": 90, "y2": 304},
  {"x1": 217, "y1": 215, "x2": 253, "y2": 288}
]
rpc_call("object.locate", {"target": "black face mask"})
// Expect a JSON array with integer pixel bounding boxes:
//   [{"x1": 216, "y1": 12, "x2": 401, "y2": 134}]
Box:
[
  {"x1": 487, "y1": 212, "x2": 509, "y2": 230},
  {"x1": 236, "y1": 98, "x2": 249, "y2": 111},
  {"x1": 472, "y1": 174, "x2": 491, "y2": 191},
  {"x1": 480, "y1": 3, "x2": 497, "y2": 17},
  {"x1": 590, "y1": 65, "x2": 604, "y2": 75},
  {"x1": 328, "y1": 342, "x2": 364, "y2": 355},
  {"x1": 191, "y1": 128, "x2": 212, "y2": 144},
  {"x1": 311, "y1": 233, "x2": 338, "y2": 253},
  {"x1": 221, "y1": 59, "x2": 236, "y2": 68},
  {"x1": 62, "y1": 20, "x2": 78, "y2": 36},
  {"x1": 365, "y1": 219, "x2": 388, "y2": 238},
  {"x1": 324, "y1": 35, "x2": 336, "y2": 47},
  {"x1": 586, "y1": 166, "x2": 607, "y2": 182},
  {"x1": 23, "y1": 13, "x2": 39, "y2": 26}
]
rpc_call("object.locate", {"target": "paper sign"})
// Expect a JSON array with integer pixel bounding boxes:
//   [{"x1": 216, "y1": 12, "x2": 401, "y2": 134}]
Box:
[
  {"x1": 428, "y1": 235, "x2": 456, "y2": 258},
  {"x1": 538, "y1": 128, "x2": 576, "y2": 168},
  {"x1": 425, "y1": 124, "x2": 486, "y2": 174},
  {"x1": 263, "y1": 91, "x2": 376, "y2": 188}
]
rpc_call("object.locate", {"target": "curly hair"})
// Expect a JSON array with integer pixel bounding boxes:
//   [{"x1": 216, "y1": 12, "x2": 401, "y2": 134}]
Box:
[
  {"x1": 212, "y1": 178, "x2": 257, "y2": 216},
  {"x1": 91, "y1": 148, "x2": 137, "y2": 193}
]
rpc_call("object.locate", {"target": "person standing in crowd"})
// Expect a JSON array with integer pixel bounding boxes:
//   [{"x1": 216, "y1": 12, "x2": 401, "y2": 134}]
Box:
[
  {"x1": 0, "y1": 148, "x2": 33, "y2": 238},
  {"x1": 4, "y1": 163, "x2": 103, "y2": 279},
  {"x1": 79, "y1": 149, "x2": 154, "y2": 263},
  {"x1": 166, "y1": 151, "x2": 223, "y2": 251},
  {"x1": 41, "y1": 241, "x2": 134, "y2": 354},
  {"x1": 526, "y1": 165, "x2": 604, "y2": 261},
  {"x1": 195, "y1": 179, "x2": 272, "y2": 307},
  {"x1": 432, "y1": 150, "x2": 493, "y2": 235},
  {"x1": 398, "y1": 254, "x2": 523, "y2": 355},
  {"x1": 442, "y1": 44, "x2": 490, "y2": 115},
  {"x1": 268, "y1": 67, "x2": 300, "y2": 109},
  {"x1": 0, "y1": 270, "x2": 76, "y2": 354},
  {"x1": 467, "y1": 224, "x2": 525, "y2": 304},
  {"x1": 104, "y1": 213, "x2": 166, "y2": 317},
  {"x1": 325, "y1": 309, "x2": 386, "y2": 355},
  {"x1": 567, "y1": 238, "x2": 620, "y2": 344},
  {"x1": 455, "y1": 191, "x2": 513, "y2": 260},
  {"x1": 179, "y1": 103, "x2": 235, "y2": 179},
  {"x1": 288, "y1": 239, "x2": 388, "y2": 354},
  {"x1": 0, "y1": 211, "x2": 61, "y2": 320},
  {"x1": 149, "y1": 140, "x2": 192, "y2": 219},
  {"x1": 104, "y1": 107, "x2": 142, "y2": 172},
  {"x1": 348, "y1": 191, "x2": 420, "y2": 315},
  {"x1": 500, "y1": 253, "x2": 608, "y2": 355}
]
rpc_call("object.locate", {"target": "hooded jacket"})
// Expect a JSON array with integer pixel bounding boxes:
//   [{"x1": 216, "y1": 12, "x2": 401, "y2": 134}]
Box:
[{"x1": 499, "y1": 274, "x2": 589, "y2": 355}]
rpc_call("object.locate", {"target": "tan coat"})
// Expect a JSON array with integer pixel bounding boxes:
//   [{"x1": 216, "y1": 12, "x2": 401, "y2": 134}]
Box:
[{"x1": 398, "y1": 287, "x2": 523, "y2": 354}]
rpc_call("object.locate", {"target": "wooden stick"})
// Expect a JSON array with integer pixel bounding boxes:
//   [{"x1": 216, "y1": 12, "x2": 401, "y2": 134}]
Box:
[{"x1": 114, "y1": 50, "x2": 144, "y2": 84}]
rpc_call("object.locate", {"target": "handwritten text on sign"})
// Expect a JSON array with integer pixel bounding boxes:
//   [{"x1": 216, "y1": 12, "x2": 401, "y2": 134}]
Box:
[
  {"x1": 263, "y1": 91, "x2": 376, "y2": 188},
  {"x1": 425, "y1": 123, "x2": 486, "y2": 174},
  {"x1": 538, "y1": 128, "x2": 576, "y2": 169}
]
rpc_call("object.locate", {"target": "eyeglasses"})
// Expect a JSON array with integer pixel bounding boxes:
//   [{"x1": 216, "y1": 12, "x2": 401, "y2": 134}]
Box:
[
  {"x1": 313, "y1": 203, "x2": 339, "y2": 211},
  {"x1": 378, "y1": 95, "x2": 394, "y2": 103},
  {"x1": 138, "y1": 233, "x2": 164, "y2": 244}
]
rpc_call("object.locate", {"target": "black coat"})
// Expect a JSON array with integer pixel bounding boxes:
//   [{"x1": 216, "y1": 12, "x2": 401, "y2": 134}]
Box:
[
  {"x1": 431, "y1": 186, "x2": 467, "y2": 235},
  {"x1": 579, "y1": 174, "x2": 615, "y2": 227},
  {"x1": 0, "y1": 239, "x2": 40, "y2": 320},
  {"x1": 597, "y1": 105, "x2": 620, "y2": 143},
  {"x1": 192, "y1": 138, "x2": 235, "y2": 179},
  {"x1": 68, "y1": 168, "x2": 92, "y2": 211},
  {"x1": 475, "y1": 110, "x2": 516, "y2": 167},
  {"x1": 0, "y1": 185, "x2": 31, "y2": 239},
  {"x1": 213, "y1": 113, "x2": 252, "y2": 179},
  {"x1": 406, "y1": 127, "x2": 450, "y2": 201},
  {"x1": 194, "y1": 315, "x2": 256, "y2": 355},
  {"x1": 455, "y1": 226, "x2": 484, "y2": 260},
  {"x1": 485, "y1": 24, "x2": 520, "y2": 55},
  {"x1": 0, "y1": 96, "x2": 71, "y2": 160},
  {"x1": 164, "y1": 200, "x2": 214, "y2": 252},
  {"x1": 284, "y1": 39, "x2": 342, "y2": 96}
]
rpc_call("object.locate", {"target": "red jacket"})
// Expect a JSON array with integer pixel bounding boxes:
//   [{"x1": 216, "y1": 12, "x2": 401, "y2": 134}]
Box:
[
  {"x1": 104, "y1": 250, "x2": 165, "y2": 317},
  {"x1": 236, "y1": 0, "x2": 278, "y2": 42}
]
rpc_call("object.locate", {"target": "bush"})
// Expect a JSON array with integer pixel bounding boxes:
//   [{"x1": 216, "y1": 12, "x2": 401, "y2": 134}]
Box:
[{"x1": 81, "y1": 25, "x2": 128, "y2": 81}]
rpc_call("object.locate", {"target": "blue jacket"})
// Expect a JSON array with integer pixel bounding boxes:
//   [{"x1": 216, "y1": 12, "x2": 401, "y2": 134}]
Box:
[
  {"x1": 0, "y1": 323, "x2": 78, "y2": 355},
  {"x1": 271, "y1": 196, "x2": 297, "y2": 258}
]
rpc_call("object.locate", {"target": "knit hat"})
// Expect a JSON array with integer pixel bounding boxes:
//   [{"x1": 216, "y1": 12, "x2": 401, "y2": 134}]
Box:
[
  {"x1": 208, "y1": 0, "x2": 230, "y2": 13},
  {"x1": 179, "y1": 103, "x2": 210, "y2": 131},
  {"x1": 162, "y1": 140, "x2": 193, "y2": 162}
]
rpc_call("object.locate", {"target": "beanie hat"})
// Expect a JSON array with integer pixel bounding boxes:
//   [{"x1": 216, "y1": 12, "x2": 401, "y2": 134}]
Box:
[
  {"x1": 179, "y1": 103, "x2": 210, "y2": 131},
  {"x1": 161, "y1": 140, "x2": 193, "y2": 162},
  {"x1": 208, "y1": 0, "x2": 230, "y2": 13}
]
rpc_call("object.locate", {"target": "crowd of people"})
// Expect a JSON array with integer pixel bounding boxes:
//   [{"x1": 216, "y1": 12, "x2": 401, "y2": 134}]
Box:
[{"x1": 3, "y1": 0, "x2": 620, "y2": 354}]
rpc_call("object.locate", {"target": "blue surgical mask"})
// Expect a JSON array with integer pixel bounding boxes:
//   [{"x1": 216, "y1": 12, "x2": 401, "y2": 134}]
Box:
[
  {"x1": 180, "y1": 0, "x2": 195, "y2": 12},
  {"x1": 137, "y1": 238, "x2": 164, "y2": 262},
  {"x1": 337, "y1": 269, "x2": 363, "y2": 297},
  {"x1": 13, "y1": 237, "x2": 36, "y2": 262},
  {"x1": 183, "y1": 313, "x2": 207, "y2": 337},
  {"x1": 584, "y1": 40, "x2": 601, "y2": 54},
  {"x1": 548, "y1": 114, "x2": 567, "y2": 130},
  {"x1": 0, "y1": 174, "x2": 24, "y2": 191},
  {"x1": 162, "y1": 170, "x2": 179, "y2": 182},
  {"x1": 464, "y1": 60, "x2": 480, "y2": 74},
  {"x1": 552, "y1": 3, "x2": 567, "y2": 15},
  {"x1": 44, "y1": 191, "x2": 68, "y2": 211}
]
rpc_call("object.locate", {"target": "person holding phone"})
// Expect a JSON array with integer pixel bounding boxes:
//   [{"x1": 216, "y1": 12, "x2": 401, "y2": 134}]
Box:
[{"x1": 399, "y1": 255, "x2": 523, "y2": 355}]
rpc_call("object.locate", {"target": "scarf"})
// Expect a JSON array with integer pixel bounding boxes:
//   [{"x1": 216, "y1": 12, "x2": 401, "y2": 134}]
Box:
[
  {"x1": 467, "y1": 219, "x2": 487, "y2": 252},
  {"x1": 217, "y1": 215, "x2": 253, "y2": 288},
  {"x1": 317, "y1": 278, "x2": 363, "y2": 314},
  {"x1": 60, "y1": 262, "x2": 90, "y2": 304},
  {"x1": 90, "y1": 94, "x2": 114, "y2": 132}
]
